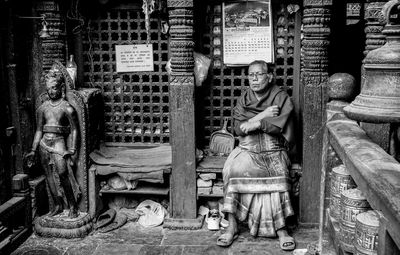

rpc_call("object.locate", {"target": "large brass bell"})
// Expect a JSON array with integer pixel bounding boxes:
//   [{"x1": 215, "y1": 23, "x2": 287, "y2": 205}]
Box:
[{"x1": 344, "y1": 0, "x2": 400, "y2": 123}]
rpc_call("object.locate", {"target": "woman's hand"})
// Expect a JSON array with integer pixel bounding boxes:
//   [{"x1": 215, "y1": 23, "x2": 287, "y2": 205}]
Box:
[
  {"x1": 263, "y1": 105, "x2": 280, "y2": 117},
  {"x1": 240, "y1": 120, "x2": 261, "y2": 134}
]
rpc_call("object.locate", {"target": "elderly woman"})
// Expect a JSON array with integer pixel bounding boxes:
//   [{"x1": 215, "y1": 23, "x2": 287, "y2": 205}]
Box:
[{"x1": 217, "y1": 60, "x2": 295, "y2": 251}]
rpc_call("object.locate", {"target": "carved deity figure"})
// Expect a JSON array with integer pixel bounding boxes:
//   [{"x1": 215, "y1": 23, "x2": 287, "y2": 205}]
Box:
[{"x1": 26, "y1": 62, "x2": 81, "y2": 218}]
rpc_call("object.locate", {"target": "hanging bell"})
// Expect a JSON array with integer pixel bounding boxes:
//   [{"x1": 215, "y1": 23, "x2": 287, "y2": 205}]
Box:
[
  {"x1": 343, "y1": 0, "x2": 400, "y2": 123},
  {"x1": 39, "y1": 20, "x2": 50, "y2": 39}
]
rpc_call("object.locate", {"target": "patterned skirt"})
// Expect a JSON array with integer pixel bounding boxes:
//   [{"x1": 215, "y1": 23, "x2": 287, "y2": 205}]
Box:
[{"x1": 222, "y1": 147, "x2": 294, "y2": 237}]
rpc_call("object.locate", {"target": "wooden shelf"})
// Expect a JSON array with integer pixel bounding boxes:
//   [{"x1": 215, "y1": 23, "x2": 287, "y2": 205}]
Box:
[
  {"x1": 100, "y1": 185, "x2": 169, "y2": 196},
  {"x1": 196, "y1": 167, "x2": 222, "y2": 173},
  {"x1": 197, "y1": 193, "x2": 224, "y2": 198}
]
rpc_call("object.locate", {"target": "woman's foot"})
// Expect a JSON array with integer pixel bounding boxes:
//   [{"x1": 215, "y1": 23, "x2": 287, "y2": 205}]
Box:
[
  {"x1": 277, "y1": 229, "x2": 296, "y2": 251},
  {"x1": 217, "y1": 230, "x2": 238, "y2": 247},
  {"x1": 216, "y1": 213, "x2": 238, "y2": 247}
]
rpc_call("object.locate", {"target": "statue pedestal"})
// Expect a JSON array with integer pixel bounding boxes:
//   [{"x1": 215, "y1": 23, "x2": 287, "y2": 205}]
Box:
[{"x1": 34, "y1": 210, "x2": 92, "y2": 238}]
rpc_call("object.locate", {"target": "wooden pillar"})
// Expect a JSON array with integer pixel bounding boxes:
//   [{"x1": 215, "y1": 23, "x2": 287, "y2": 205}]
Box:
[
  {"x1": 6, "y1": 3, "x2": 24, "y2": 174},
  {"x1": 73, "y1": 31, "x2": 84, "y2": 88},
  {"x1": 300, "y1": 0, "x2": 332, "y2": 224},
  {"x1": 167, "y1": 0, "x2": 197, "y2": 219}
]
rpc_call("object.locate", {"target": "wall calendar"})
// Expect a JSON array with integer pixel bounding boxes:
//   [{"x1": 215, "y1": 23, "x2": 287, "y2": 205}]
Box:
[{"x1": 222, "y1": 0, "x2": 274, "y2": 66}]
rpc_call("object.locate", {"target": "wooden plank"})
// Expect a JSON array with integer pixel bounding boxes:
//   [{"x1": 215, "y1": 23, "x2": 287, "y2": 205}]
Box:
[
  {"x1": 327, "y1": 119, "x2": 400, "y2": 248},
  {"x1": 300, "y1": 83, "x2": 327, "y2": 224},
  {"x1": 0, "y1": 197, "x2": 25, "y2": 219},
  {"x1": 100, "y1": 185, "x2": 169, "y2": 196},
  {"x1": 378, "y1": 215, "x2": 400, "y2": 255},
  {"x1": 196, "y1": 168, "x2": 222, "y2": 173},
  {"x1": 169, "y1": 83, "x2": 197, "y2": 219},
  {"x1": 292, "y1": 10, "x2": 302, "y2": 158},
  {"x1": 318, "y1": 127, "x2": 329, "y2": 251},
  {"x1": 197, "y1": 194, "x2": 223, "y2": 198}
]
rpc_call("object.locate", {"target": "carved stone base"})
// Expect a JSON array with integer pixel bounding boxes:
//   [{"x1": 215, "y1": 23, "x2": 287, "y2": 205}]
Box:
[{"x1": 34, "y1": 210, "x2": 93, "y2": 238}]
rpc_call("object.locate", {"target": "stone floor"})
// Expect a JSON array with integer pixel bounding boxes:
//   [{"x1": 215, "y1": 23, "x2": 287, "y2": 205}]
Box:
[{"x1": 12, "y1": 222, "x2": 336, "y2": 255}]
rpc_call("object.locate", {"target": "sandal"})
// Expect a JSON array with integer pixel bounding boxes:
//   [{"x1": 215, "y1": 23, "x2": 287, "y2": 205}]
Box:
[
  {"x1": 216, "y1": 232, "x2": 238, "y2": 247},
  {"x1": 95, "y1": 208, "x2": 116, "y2": 230},
  {"x1": 279, "y1": 236, "x2": 296, "y2": 251}
]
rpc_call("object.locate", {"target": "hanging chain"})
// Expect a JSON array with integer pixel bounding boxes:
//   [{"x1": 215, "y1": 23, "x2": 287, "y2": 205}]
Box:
[{"x1": 142, "y1": 0, "x2": 155, "y2": 45}]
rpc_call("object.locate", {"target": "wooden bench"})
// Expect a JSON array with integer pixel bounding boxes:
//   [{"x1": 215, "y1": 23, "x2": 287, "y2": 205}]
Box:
[{"x1": 327, "y1": 119, "x2": 400, "y2": 254}]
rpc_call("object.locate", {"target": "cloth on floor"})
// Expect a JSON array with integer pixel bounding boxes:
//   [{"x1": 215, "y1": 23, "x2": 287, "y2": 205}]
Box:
[{"x1": 136, "y1": 200, "x2": 168, "y2": 227}]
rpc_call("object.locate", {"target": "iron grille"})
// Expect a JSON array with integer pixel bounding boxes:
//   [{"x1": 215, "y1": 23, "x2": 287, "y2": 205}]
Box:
[{"x1": 82, "y1": 8, "x2": 169, "y2": 144}]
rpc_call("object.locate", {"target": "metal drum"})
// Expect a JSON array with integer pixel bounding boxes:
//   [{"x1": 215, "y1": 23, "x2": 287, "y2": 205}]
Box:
[
  {"x1": 340, "y1": 188, "x2": 371, "y2": 253},
  {"x1": 330, "y1": 165, "x2": 356, "y2": 220},
  {"x1": 355, "y1": 210, "x2": 380, "y2": 255}
]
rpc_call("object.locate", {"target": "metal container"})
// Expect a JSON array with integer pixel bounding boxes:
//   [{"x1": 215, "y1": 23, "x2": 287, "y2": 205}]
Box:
[
  {"x1": 355, "y1": 210, "x2": 380, "y2": 255},
  {"x1": 330, "y1": 165, "x2": 356, "y2": 220},
  {"x1": 340, "y1": 188, "x2": 371, "y2": 253},
  {"x1": 344, "y1": 0, "x2": 400, "y2": 123}
]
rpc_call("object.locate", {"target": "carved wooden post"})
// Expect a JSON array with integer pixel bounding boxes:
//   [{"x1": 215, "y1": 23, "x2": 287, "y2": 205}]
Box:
[
  {"x1": 300, "y1": 0, "x2": 332, "y2": 225},
  {"x1": 167, "y1": 0, "x2": 197, "y2": 219},
  {"x1": 364, "y1": 0, "x2": 387, "y2": 56}
]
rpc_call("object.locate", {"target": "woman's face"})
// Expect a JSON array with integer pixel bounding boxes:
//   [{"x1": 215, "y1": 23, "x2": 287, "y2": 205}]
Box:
[{"x1": 248, "y1": 64, "x2": 272, "y2": 94}]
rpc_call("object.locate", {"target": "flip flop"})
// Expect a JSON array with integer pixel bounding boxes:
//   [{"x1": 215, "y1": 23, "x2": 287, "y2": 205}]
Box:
[
  {"x1": 216, "y1": 232, "x2": 238, "y2": 247},
  {"x1": 95, "y1": 208, "x2": 116, "y2": 230},
  {"x1": 279, "y1": 236, "x2": 296, "y2": 251},
  {"x1": 97, "y1": 213, "x2": 128, "y2": 233}
]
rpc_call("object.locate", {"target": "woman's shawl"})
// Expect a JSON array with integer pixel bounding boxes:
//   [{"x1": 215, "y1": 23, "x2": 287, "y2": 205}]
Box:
[{"x1": 233, "y1": 85, "x2": 295, "y2": 147}]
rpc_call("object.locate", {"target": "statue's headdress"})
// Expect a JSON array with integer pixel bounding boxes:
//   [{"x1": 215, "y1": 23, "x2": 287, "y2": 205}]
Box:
[{"x1": 46, "y1": 61, "x2": 74, "y2": 93}]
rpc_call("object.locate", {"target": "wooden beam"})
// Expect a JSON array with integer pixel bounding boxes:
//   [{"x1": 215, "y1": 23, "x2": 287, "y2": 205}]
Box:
[
  {"x1": 169, "y1": 81, "x2": 196, "y2": 219},
  {"x1": 167, "y1": 0, "x2": 197, "y2": 219},
  {"x1": 300, "y1": 0, "x2": 332, "y2": 224},
  {"x1": 327, "y1": 119, "x2": 400, "y2": 251}
]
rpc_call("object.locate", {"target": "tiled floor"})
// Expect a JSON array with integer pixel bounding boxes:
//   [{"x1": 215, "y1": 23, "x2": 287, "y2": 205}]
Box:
[{"x1": 12, "y1": 222, "x2": 336, "y2": 255}]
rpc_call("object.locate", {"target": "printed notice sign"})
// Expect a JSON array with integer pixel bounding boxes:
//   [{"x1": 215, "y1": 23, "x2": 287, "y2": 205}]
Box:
[
  {"x1": 115, "y1": 44, "x2": 154, "y2": 72},
  {"x1": 222, "y1": 0, "x2": 274, "y2": 66}
]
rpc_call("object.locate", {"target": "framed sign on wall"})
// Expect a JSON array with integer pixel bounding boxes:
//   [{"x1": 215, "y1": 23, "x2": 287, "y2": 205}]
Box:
[{"x1": 115, "y1": 44, "x2": 154, "y2": 72}]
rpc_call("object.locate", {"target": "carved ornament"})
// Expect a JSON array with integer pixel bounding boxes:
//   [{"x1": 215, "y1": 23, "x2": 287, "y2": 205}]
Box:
[
  {"x1": 304, "y1": 0, "x2": 332, "y2": 8},
  {"x1": 167, "y1": 0, "x2": 193, "y2": 8}
]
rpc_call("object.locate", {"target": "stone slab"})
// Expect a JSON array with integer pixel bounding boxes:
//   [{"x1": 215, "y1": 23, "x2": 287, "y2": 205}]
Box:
[
  {"x1": 182, "y1": 245, "x2": 229, "y2": 255},
  {"x1": 139, "y1": 245, "x2": 183, "y2": 255},
  {"x1": 92, "y1": 244, "x2": 142, "y2": 255},
  {"x1": 91, "y1": 222, "x2": 163, "y2": 245},
  {"x1": 163, "y1": 229, "x2": 220, "y2": 245}
]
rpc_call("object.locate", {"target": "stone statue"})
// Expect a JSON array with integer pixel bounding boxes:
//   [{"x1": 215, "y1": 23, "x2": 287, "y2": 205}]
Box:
[{"x1": 26, "y1": 62, "x2": 81, "y2": 219}]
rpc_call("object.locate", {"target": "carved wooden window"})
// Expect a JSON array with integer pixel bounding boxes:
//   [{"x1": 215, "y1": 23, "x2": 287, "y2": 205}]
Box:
[
  {"x1": 196, "y1": 0, "x2": 301, "y2": 146},
  {"x1": 82, "y1": 7, "x2": 169, "y2": 144}
]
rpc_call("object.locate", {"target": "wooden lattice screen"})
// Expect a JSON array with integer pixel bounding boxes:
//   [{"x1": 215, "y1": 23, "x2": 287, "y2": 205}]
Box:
[
  {"x1": 82, "y1": 7, "x2": 170, "y2": 144},
  {"x1": 81, "y1": 1, "x2": 299, "y2": 146},
  {"x1": 197, "y1": 0, "x2": 300, "y2": 146}
]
